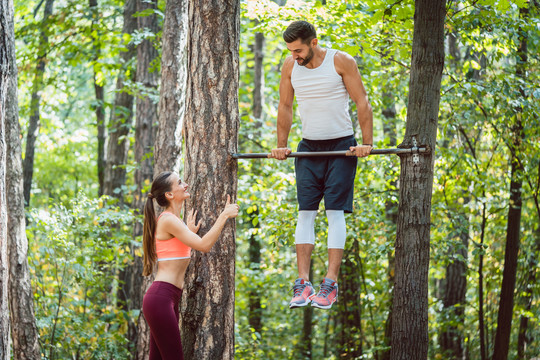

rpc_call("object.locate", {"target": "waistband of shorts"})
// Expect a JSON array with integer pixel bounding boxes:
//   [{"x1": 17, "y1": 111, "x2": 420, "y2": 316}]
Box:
[
  {"x1": 147, "y1": 281, "x2": 183, "y2": 301},
  {"x1": 301, "y1": 134, "x2": 355, "y2": 144}
]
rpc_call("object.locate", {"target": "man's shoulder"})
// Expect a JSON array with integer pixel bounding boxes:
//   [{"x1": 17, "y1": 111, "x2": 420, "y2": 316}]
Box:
[
  {"x1": 333, "y1": 50, "x2": 356, "y2": 65},
  {"x1": 333, "y1": 50, "x2": 357, "y2": 75},
  {"x1": 281, "y1": 55, "x2": 295, "y2": 76}
]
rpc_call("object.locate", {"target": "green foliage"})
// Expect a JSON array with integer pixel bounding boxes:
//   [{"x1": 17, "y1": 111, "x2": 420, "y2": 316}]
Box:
[
  {"x1": 12, "y1": 0, "x2": 540, "y2": 358},
  {"x1": 27, "y1": 192, "x2": 135, "y2": 359}
]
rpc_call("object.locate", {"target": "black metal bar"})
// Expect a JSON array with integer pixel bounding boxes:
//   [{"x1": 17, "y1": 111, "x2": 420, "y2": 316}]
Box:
[{"x1": 231, "y1": 147, "x2": 427, "y2": 159}]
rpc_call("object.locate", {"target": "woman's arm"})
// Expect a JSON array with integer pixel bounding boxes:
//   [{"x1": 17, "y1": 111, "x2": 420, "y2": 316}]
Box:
[{"x1": 162, "y1": 195, "x2": 239, "y2": 253}]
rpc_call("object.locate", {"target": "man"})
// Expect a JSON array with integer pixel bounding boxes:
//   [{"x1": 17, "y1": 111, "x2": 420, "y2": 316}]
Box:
[{"x1": 270, "y1": 21, "x2": 373, "y2": 310}]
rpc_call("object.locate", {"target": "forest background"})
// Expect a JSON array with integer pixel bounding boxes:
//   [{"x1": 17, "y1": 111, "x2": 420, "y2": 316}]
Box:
[{"x1": 2, "y1": 0, "x2": 540, "y2": 359}]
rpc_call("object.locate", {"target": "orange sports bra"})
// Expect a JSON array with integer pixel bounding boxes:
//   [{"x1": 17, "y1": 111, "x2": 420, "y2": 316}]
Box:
[{"x1": 155, "y1": 212, "x2": 192, "y2": 261}]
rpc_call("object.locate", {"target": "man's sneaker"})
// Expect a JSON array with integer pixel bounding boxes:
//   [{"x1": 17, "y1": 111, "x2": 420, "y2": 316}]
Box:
[
  {"x1": 311, "y1": 278, "x2": 338, "y2": 309},
  {"x1": 289, "y1": 278, "x2": 316, "y2": 309}
]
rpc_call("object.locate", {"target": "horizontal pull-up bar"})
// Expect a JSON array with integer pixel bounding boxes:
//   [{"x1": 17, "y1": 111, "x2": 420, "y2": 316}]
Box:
[{"x1": 231, "y1": 147, "x2": 428, "y2": 159}]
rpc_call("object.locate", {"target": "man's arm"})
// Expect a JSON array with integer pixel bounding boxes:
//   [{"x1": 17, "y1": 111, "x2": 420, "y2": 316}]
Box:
[
  {"x1": 270, "y1": 56, "x2": 295, "y2": 160},
  {"x1": 335, "y1": 52, "x2": 373, "y2": 157}
]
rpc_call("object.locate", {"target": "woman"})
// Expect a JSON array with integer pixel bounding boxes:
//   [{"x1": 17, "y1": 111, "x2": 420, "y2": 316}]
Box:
[{"x1": 142, "y1": 171, "x2": 239, "y2": 359}]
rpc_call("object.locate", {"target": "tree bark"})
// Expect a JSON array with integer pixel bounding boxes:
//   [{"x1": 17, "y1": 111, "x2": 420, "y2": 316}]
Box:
[
  {"x1": 381, "y1": 89, "x2": 397, "y2": 360},
  {"x1": 5, "y1": 2, "x2": 41, "y2": 357},
  {"x1": 247, "y1": 29, "x2": 264, "y2": 336},
  {"x1": 135, "y1": 0, "x2": 188, "y2": 357},
  {"x1": 89, "y1": 0, "x2": 106, "y2": 196},
  {"x1": 152, "y1": 0, "x2": 188, "y2": 175},
  {"x1": 102, "y1": 0, "x2": 137, "y2": 202},
  {"x1": 0, "y1": 85, "x2": 9, "y2": 360},
  {"x1": 440, "y1": 220, "x2": 468, "y2": 359},
  {"x1": 120, "y1": 0, "x2": 159, "y2": 355},
  {"x1": 337, "y1": 240, "x2": 363, "y2": 359},
  {"x1": 180, "y1": 1, "x2": 240, "y2": 359},
  {"x1": 390, "y1": 1, "x2": 446, "y2": 359},
  {"x1": 517, "y1": 226, "x2": 539, "y2": 358},
  {"x1": 22, "y1": 0, "x2": 54, "y2": 207},
  {"x1": 492, "y1": 6, "x2": 528, "y2": 359},
  {"x1": 1, "y1": 0, "x2": 17, "y2": 356}
]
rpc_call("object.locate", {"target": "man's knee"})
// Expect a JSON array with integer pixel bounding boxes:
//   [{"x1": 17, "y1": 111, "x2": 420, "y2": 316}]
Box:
[{"x1": 326, "y1": 210, "x2": 346, "y2": 249}]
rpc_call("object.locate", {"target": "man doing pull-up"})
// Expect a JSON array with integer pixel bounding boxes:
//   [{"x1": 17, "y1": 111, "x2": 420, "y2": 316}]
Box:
[{"x1": 270, "y1": 20, "x2": 373, "y2": 310}]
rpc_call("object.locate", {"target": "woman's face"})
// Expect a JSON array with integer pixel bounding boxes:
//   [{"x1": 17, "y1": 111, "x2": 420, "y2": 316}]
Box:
[{"x1": 168, "y1": 173, "x2": 190, "y2": 203}]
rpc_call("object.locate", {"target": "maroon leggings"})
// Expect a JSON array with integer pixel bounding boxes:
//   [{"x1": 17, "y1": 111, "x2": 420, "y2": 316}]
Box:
[{"x1": 142, "y1": 281, "x2": 184, "y2": 360}]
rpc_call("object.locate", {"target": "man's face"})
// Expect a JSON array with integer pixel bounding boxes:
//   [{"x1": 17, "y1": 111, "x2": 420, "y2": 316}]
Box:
[{"x1": 286, "y1": 38, "x2": 316, "y2": 67}]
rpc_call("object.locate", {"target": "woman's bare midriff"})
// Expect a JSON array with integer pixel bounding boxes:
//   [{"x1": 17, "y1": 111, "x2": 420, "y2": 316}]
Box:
[{"x1": 154, "y1": 258, "x2": 191, "y2": 290}]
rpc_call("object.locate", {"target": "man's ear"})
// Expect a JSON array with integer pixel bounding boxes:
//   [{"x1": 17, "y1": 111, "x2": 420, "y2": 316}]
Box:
[{"x1": 311, "y1": 38, "x2": 318, "y2": 47}]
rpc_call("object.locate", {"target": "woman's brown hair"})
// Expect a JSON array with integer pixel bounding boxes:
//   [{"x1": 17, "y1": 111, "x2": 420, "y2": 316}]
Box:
[{"x1": 142, "y1": 171, "x2": 174, "y2": 276}]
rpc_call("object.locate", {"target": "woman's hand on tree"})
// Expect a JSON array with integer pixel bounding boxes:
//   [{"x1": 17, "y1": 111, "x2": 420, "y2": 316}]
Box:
[{"x1": 187, "y1": 209, "x2": 202, "y2": 233}]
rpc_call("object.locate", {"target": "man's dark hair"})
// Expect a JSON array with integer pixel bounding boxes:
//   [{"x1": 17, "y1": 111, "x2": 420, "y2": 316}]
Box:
[{"x1": 283, "y1": 21, "x2": 316, "y2": 45}]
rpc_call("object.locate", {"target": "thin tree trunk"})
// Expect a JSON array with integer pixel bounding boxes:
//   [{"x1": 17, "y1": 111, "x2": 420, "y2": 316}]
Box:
[
  {"x1": 381, "y1": 90, "x2": 397, "y2": 360},
  {"x1": 0, "y1": 0, "x2": 15, "y2": 356},
  {"x1": 390, "y1": 1, "x2": 446, "y2": 359},
  {"x1": 517, "y1": 159, "x2": 540, "y2": 358},
  {"x1": 517, "y1": 225, "x2": 539, "y2": 358},
  {"x1": 247, "y1": 29, "x2": 264, "y2": 336},
  {"x1": 102, "y1": 0, "x2": 137, "y2": 202},
  {"x1": 479, "y1": 199, "x2": 488, "y2": 360},
  {"x1": 5, "y1": 4, "x2": 41, "y2": 357},
  {"x1": 247, "y1": 206, "x2": 262, "y2": 333},
  {"x1": 22, "y1": 0, "x2": 54, "y2": 207},
  {"x1": 135, "y1": 0, "x2": 188, "y2": 357},
  {"x1": 180, "y1": 1, "x2": 240, "y2": 358},
  {"x1": 252, "y1": 31, "x2": 264, "y2": 122},
  {"x1": 492, "y1": 7, "x2": 528, "y2": 359},
  {"x1": 120, "y1": 0, "x2": 159, "y2": 356},
  {"x1": 89, "y1": 0, "x2": 106, "y2": 197},
  {"x1": 440, "y1": 218, "x2": 468, "y2": 359},
  {"x1": 299, "y1": 265, "x2": 313, "y2": 359},
  {"x1": 337, "y1": 239, "x2": 363, "y2": 359}
]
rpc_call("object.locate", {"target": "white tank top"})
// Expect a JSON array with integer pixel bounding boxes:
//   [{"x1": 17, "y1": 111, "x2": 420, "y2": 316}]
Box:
[{"x1": 291, "y1": 48, "x2": 353, "y2": 140}]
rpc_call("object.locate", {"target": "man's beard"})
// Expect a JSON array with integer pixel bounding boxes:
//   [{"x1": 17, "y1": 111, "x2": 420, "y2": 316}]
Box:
[{"x1": 298, "y1": 47, "x2": 314, "y2": 66}]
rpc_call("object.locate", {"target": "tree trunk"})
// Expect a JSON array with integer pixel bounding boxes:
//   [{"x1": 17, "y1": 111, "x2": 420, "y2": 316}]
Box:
[
  {"x1": 180, "y1": 1, "x2": 240, "y2": 358},
  {"x1": 440, "y1": 217, "x2": 468, "y2": 359},
  {"x1": 89, "y1": 0, "x2": 106, "y2": 197},
  {"x1": 517, "y1": 160, "x2": 540, "y2": 359},
  {"x1": 102, "y1": 0, "x2": 137, "y2": 202},
  {"x1": 299, "y1": 265, "x2": 313, "y2": 359},
  {"x1": 120, "y1": 0, "x2": 159, "y2": 355},
  {"x1": 381, "y1": 90, "x2": 397, "y2": 360},
  {"x1": 5, "y1": 2, "x2": 41, "y2": 357},
  {"x1": 390, "y1": 1, "x2": 446, "y2": 359},
  {"x1": 0, "y1": 86, "x2": 9, "y2": 360},
  {"x1": 492, "y1": 6, "x2": 528, "y2": 359},
  {"x1": 252, "y1": 31, "x2": 264, "y2": 122},
  {"x1": 478, "y1": 198, "x2": 488, "y2": 360},
  {"x1": 1, "y1": 0, "x2": 18, "y2": 356},
  {"x1": 135, "y1": 0, "x2": 188, "y2": 357},
  {"x1": 337, "y1": 240, "x2": 363, "y2": 359},
  {"x1": 22, "y1": 0, "x2": 54, "y2": 207},
  {"x1": 152, "y1": 0, "x2": 188, "y2": 175},
  {"x1": 247, "y1": 29, "x2": 264, "y2": 336},
  {"x1": 517, "y1": 223, "x2": 539, "y2": 358},
  {"x1": 247, "y1": 206, "x2": 262, "y2": 333}
]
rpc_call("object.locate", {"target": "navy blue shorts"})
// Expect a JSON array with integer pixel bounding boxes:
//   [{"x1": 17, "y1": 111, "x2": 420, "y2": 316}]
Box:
[{"x1": 295, "y1": 135, "x2": 357, "y2": 213}]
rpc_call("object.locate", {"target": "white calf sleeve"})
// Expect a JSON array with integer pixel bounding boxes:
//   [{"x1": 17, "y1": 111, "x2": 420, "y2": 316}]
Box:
[
  {"x1": 295, "y1": 211, "x2": 317, "y2": 245},
  {"x1": 326, "y1": 210, "x2": 346, "y2": 249}
]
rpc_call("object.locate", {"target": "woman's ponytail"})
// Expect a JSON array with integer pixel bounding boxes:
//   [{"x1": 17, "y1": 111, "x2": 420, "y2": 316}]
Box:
[
  {"x1": 142, "y1": 171, "x2": 173, "y2": 276},
  {"x1": 142, "y1": 194, "x2": 157, "y2": 276}
]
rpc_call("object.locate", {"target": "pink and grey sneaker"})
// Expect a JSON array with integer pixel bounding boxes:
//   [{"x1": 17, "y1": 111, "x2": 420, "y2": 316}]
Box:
[
  {"x1": 289, "y1": 278, "x2": 316, "y2": 309},
  {"x1": 311, "y1": 278, "x2": 338, "y2": 309}
]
